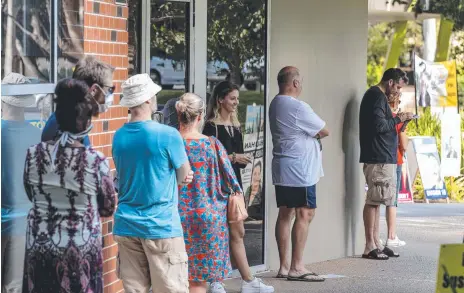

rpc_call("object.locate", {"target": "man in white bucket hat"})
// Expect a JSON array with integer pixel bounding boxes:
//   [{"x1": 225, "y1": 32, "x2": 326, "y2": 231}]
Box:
[
  {"x1": 112, "y1": 73, "x2": 193, "y2": 293},
  {"x1": 1, "y1": 72, "x2": 42, "y2": 293}
]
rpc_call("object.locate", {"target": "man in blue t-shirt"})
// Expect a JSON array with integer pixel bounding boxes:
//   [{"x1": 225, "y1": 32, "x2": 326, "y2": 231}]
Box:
[
  {"x1": 112, "y1": 74, "x2": 193, "y2": 293},
  {"x1": 41, "y1": 56, "x2": 115, "y2": 145}
]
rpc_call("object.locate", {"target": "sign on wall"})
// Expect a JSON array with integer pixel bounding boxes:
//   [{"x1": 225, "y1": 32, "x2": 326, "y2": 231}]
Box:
[
  {"x1": 241, "y1": 105, "x2": 264, "y2": 220},
  {"x1": 441, "y1": 113, "x2": 462, "y2": 177},
  {"x1": 411, "y1": 136, "x2": 448, "y2": 200}
]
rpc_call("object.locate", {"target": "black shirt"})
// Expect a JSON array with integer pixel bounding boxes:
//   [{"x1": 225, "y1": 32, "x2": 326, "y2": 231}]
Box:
[
  {"x1": 359, "y1": 86, "x2": 401, "y2": 164},
  {"x1": 203, "y1": 121, "x2": 246, "y2": 187}
]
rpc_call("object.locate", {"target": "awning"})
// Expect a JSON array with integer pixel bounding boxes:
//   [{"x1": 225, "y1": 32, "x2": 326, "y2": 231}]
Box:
[{"x1": 368, "y1": 10, "x2": 441, "y2": 23}]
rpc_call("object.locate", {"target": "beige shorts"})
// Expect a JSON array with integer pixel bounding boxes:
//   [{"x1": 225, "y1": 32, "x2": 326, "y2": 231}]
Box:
[
  {"x1": 363, "y1": 163, "x2": 397, "y2": 206},
  {"x1": 114, "y1": 236, "x2": 188, "y2": 293}
]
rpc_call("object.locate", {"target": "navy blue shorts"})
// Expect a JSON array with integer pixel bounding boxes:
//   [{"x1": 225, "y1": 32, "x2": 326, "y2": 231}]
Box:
[{"x1": 275, "y1": 185, "x2": 317, "y2": 209}]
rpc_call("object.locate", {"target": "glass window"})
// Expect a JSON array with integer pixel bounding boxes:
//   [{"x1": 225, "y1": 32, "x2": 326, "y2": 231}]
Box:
[
  {"x1": 57, "y1": 0, "x2": 84, "y2": 79},
  {"x1": 127, "y1": 0, "x2": 141, "y2": 77},
  {"x1": 1, "y1": 0, "x2": 52, "y2": 83},
  {"x1": 26, "y1": 93, "x2": 53, "y2": 129},
  {"x1": 150, "y1": 0, "x2": 189, "y2": 105},
  {"x1": 207, "y1": 0, "x2": 267, "y2": 267}
]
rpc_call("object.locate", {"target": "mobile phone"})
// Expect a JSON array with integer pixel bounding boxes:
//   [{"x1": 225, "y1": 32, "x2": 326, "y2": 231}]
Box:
[
  {"x1": 400, "y1": 120, "x2": 409, "y2": 132},
  {"x1": 412, "y1": 115, "x2": 420, "y2": 119}
]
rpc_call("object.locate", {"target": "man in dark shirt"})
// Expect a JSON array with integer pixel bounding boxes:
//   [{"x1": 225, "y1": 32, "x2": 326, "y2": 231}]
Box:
[{"x1": 359, "y1": 68, "x2": 413, "y2": 260}]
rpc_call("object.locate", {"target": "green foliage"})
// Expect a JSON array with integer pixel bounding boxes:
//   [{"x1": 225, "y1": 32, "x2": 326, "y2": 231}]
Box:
[
  {"x1": 367, "y1": 24, "x2": 392, "y2": 86},
  {"x1": 406, "y1": 108, "x2": 464, "y2": 201},
  {"x1": 149, "y1": 1, "x2": 266, "y2": 84},
  {"x1": 207, "y1": 0, "x2": 266, "y2": 83},
  {"x1": 151, "y1": 2, "x2": 188, "y2": 61},
  {"x1": 428, "y1": 0, "x2": 464, "y2": 31}
]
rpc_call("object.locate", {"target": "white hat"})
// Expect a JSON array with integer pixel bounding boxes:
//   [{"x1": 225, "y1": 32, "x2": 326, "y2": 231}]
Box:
[
  {"x1": 120, "y1": 73, "x2": 162, "y2": 108},
  {"x1": 1, "y1": 73, "x2": 36, "y2": 107}
]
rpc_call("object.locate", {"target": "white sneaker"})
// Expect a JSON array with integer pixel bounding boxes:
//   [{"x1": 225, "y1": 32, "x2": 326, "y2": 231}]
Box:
[
  {"x1": 386, "y1": 236, "x2": 406, "y2": 247},
  {"x1": 241, "y1": 278, "x2": 275, "y2": 293},
  {"x1": 210, "y1": 282, "x2": 227, "y2": 293}
]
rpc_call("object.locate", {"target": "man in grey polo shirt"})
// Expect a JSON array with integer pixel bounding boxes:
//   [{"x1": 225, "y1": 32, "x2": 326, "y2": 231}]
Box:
[{"x1": 269, "y1": 66, "x2": 329, "y2": 282}]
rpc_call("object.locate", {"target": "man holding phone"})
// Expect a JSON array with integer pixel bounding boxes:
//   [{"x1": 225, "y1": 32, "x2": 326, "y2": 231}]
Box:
[{"x1": 359, "y1": 68, "x2": 414, "y2": 260}]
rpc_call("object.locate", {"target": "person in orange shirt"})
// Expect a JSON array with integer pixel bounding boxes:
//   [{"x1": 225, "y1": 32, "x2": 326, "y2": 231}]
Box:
[{"x1": 384, "y1": 92, "x2": 408, "y2": 248}]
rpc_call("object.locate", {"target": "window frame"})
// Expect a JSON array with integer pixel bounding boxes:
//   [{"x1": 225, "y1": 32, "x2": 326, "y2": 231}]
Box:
[{"x1": 1, "y1": 0, "x2": 59, "y2": 97}]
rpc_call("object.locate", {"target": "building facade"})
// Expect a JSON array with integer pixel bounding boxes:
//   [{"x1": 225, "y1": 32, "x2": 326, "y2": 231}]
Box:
[{"x1": 1, "y1": 0, "x2": 369, "y2": 292}]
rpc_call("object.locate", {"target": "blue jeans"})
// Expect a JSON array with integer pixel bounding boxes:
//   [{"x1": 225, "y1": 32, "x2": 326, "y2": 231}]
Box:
[{"x1": 395, "y1": 164, "x2": 402, "y2": 207}]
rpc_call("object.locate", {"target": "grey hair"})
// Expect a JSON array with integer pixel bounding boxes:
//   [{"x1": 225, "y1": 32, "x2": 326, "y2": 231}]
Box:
[{"x1": 72, "y1": 56, "x2": 115, "y2": 87}]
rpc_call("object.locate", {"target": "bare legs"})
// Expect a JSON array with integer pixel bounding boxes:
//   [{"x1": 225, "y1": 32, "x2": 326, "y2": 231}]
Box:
[
  {"x1": 386, "y1": 206, "x2": 397, "y2": 240},
  {"x1": 276, "y1": 206, "x2": 315, "y2": 276},
  {"x1": 363, "y1": 204, "x2": 381, "y2": 254},
  {"x1": 229, "y1": 221, "x2": 253, "y2": 281},
  {"x1": 275, "y1": 207, "x2": 295, "y2": 276},
  {"x1": 189, "y1": 282, "x2": 207, "y2": 293}
]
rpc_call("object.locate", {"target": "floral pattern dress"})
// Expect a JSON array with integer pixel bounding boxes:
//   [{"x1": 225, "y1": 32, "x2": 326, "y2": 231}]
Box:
[
  {"x1": 22, "y1": 142, "x2": 116, "y2": 293},
  {"x1": 179, "y1": 137, "x2": 242, "y2": 282}
]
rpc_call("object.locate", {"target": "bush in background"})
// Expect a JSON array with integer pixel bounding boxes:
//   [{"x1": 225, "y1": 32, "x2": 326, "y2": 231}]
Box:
[{"x1": 406, "y1": 108, "x2": 464, "y2": 201}]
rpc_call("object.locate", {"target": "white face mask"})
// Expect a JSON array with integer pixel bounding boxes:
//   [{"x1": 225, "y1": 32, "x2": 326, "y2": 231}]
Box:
[
  {"x1": 98, "y1": 93, "x2": 113, "y2": 113},
  {"x1": 91, "y1": 84, "x2": 114, "y2": 113}
]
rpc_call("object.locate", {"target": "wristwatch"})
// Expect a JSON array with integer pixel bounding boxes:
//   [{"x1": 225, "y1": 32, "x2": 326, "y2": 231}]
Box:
[{"x1": 232, "y1": 152, "x2": 237, "y2": 163}]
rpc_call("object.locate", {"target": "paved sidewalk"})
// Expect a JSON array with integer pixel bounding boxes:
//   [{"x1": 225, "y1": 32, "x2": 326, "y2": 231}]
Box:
[{"x1": 223, "y1": 204, "x2": 464, "y2": 293}]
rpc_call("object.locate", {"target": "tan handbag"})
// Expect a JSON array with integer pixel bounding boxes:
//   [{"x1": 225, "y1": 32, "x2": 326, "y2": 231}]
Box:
[
  {"x1": 209, "y1": 137, "x2": 248, "y2": 223},
  {"x1": 227, "y1": 192, "x2": 249, "y2": 223}
]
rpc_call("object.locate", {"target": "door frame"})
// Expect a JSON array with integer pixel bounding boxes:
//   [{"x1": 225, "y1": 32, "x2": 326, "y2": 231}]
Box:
[
  {"x1": 139, "y1": 0, "x2": 207, "y2": 100},
  {"x1": 139, "y1": 0, "x2": 270, "y2": 276}
]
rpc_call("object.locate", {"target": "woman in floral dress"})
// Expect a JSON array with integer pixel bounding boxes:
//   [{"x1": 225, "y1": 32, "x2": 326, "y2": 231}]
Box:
[
  {"x1": 176, "y1": 93, "x2": 242, "y2": 293},
  {"x1": 22, "y1": 79, "x2": 116, "y2": 293}
]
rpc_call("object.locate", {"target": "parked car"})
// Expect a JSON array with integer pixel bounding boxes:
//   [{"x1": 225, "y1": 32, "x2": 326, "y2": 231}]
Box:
[
  {"x1": 150, "y1": 57, "x2": 186, "y2": 89},
  {"x1": 150, "y1": 56, "x2": 264, "y2": 90}
]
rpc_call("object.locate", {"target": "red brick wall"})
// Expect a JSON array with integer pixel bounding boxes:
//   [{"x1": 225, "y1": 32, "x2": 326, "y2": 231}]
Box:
[{"x1": 83, "y1": 0, "x2": 128, "y2": 292}]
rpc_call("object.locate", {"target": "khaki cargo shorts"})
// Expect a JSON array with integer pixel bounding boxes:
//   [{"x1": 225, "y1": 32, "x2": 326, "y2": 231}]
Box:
[
  {"x1": 114, "y1": 236, "x2": 188, "y2": 293},
  {"x1": 363, "y1": 163, "x2": 397, "y2": 206}
]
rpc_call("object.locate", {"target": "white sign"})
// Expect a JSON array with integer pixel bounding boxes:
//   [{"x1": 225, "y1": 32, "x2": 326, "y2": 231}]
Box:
[
  {"x1": 414, "y1": 55, "x2": 448, "y2": 107},
  {"x1": 441, "y1": 113, "x2": 462, "y2": 177},
  {"x1": 411, "y1": 136, "x2": 448, "y2": 200}
]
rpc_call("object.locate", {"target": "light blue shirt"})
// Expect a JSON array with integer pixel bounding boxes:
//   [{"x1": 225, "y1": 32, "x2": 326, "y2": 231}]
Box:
[
  {"x1": 112, "y1": 120, "x2": 188, "y2": 239},
  {"x1": 269, "y1": 95, "x2": 326, "y2": 187},
  {"x1": 1, "y1": 120, "x2": 41, "y2": 235}
]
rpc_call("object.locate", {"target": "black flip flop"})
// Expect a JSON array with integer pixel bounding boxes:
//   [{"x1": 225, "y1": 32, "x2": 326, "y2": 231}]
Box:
[
  {"x1": 275, "y1": 273, "x2": 288, "y2": 279},
  {"x1": 362, "y1": 249, "x2": 389, "y2": 260},
  {"x1": 383, "y1": 247, "x2": 400, "y2": 257},
  {"x1": 287, "y1": 273, "x2": 325, "y2": 282}
]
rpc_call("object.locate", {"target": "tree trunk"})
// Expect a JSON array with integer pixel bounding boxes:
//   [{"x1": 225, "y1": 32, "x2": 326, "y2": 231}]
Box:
[{"x1": 227, "y1": 50, "x2": 242, "y2": 86}]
